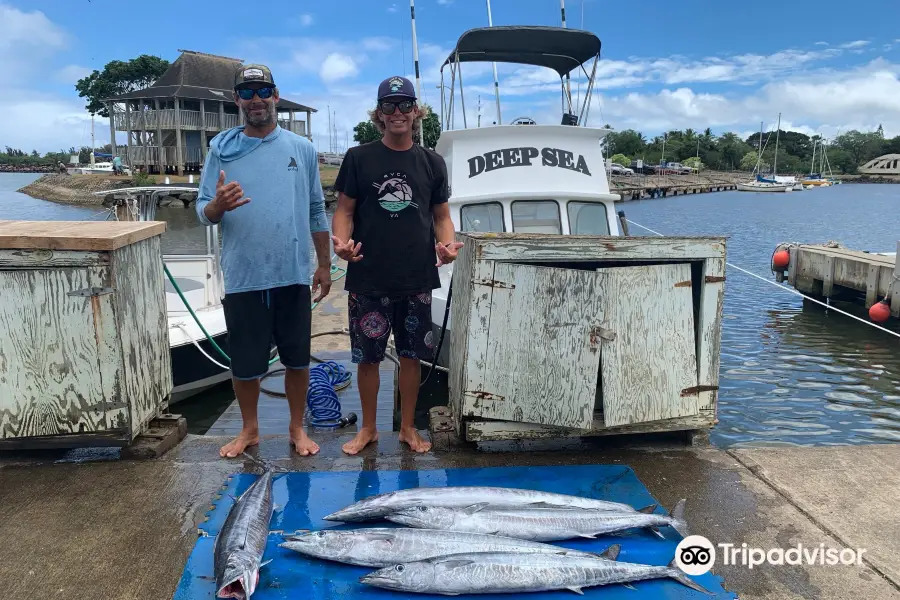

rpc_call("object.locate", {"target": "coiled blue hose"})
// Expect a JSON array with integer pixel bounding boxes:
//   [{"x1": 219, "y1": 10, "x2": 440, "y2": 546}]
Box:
[{"x1": 306, "y1": 361, "x2": 351, "y2": 427}]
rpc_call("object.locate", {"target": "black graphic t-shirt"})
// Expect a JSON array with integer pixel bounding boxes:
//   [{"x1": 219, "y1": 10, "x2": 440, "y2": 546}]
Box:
[{"x1": 334, "y1": 141, "x2": 450, "y2": 296}]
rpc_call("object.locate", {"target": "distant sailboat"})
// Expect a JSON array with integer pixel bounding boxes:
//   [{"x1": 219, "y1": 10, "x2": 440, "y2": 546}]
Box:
[{"x1": 737, "y1": 118, "x2": 792, "y2": 192}]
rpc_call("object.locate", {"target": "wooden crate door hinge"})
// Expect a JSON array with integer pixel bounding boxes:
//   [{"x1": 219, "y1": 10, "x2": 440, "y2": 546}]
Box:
[
  {"x1": 473, "y1": 278, "x2": 515, "y2": 289},
  {"x1": 68, "y1": 287, "x2": 115, "y2": 298},
  {"x1": 589, "y1": 324, "x2": 616, "y2": 352},
  {"x1": 705, "y1": 276, "x2": 726, "y2": 283},
  {"x1": 681, "y1": 385, "x2": 719, "y2": 397}
]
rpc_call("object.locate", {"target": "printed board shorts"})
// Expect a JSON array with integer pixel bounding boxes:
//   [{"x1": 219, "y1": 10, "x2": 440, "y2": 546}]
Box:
[
  {"x1": 222, "y1": 284, "x2": 311, "y2": 379},
  {"x1": 348, "y1": 291, "x2": 435, "y2": 364}
]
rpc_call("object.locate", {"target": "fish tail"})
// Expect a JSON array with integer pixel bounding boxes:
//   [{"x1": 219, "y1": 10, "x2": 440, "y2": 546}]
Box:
[
  {"x1": 669, "y1": 499, "x2": 689, "y2": 537},
  {"x1": 240, "y1": 452, "x2": 288, "y2": 475},
  {"x1": 666, "y1": 561, "x2": 713, "y2": 595}
]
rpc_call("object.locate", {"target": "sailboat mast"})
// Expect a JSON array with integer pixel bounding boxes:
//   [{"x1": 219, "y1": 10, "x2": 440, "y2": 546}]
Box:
[
  {"x1": 409, "y1": 0, "x2": 424, "y2": 145},
  {"x1": 90, "y1": 114, "x2": 95, "y2": 167},
  {"x1": 485, "y1": 0, "x2": 502, "y2": 125},
  {"x1": 755, "y1": 121, "x2": 763, "y2": 176},
  {"x1": 773, "y1": 112, "x2": 780, "y2": 176},
  {"x1": 810, "y1": 138, "x2": 816, "y2": 174}
]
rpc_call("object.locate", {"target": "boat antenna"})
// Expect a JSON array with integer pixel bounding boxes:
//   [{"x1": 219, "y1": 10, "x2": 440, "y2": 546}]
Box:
[
  {"x1": 409, "y1": 0, "x2": 424, "y2": 145},
  {"x1": 485, "y1": 0, "x2": 502, "y2": 125},
  {"x1": 560, "y1": 0, "x2": 572, "y2": 108}
]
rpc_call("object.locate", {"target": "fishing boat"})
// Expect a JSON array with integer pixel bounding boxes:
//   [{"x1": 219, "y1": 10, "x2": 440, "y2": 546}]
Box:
[
  {"x1": 428, "y1": 25, "x2": 622, "y2": 366},
  {"x1": 93, "y1": 186, "x2": 238, "y2": 403}
]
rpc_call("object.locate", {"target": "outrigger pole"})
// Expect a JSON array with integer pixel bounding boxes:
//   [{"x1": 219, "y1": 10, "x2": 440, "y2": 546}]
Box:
[
  {"x1": 409, "y1": 0, "x2": 424, "y2": 145},
  {"x1": 485, "y1": 0, "x2": 502, "y2": 125}
]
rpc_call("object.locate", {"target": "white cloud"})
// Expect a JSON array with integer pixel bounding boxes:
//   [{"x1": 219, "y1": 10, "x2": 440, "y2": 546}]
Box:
[
  {"x1": 814, "y1": 41, "x2": 829, "y2": 46},
  {"x1": 437, "y1": 0, "x2": 453, "y2": 4},
  {"x1": 0, "y1": 4, "x2": 68, "y2": 77},
  {"x1": 586, "y1": 59, "x2": 900, "y2": 139},
  {"x1": 320, "y1": 53, "x2": 358, "y2": 82},
  {"x1": 0, "y1": 90, "x2": 105, "y2": 152},
  {"x1": 56, "y1": 64, "x2": 92, "y2": 84},
  {"x1": 840, "y1": 40, "x2": 870, "y2": 49},
  {"x1": 297, "y1": 13, "x2": 313, "y2": 27},
  {"x1": 388, "y1": 3, "x2": 398, "y2": 12}
]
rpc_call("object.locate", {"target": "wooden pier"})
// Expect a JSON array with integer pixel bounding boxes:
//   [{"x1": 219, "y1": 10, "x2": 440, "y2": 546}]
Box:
[{"x1": 774, "y1": 241, "x2": 900, "y2": 317}]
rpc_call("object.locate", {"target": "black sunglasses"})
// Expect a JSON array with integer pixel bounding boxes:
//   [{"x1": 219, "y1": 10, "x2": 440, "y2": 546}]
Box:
[
  {"x1": 236, "y1": 86, "x2": 275, "y2": 100},
  {"x1": 380, "y1": 100, "x2": 416, "y2": 114}
]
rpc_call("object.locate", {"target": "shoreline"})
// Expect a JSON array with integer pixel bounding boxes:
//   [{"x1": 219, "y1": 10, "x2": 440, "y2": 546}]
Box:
[{"x1": 16, "y1": 167, "x2": 341, "y2": 205}]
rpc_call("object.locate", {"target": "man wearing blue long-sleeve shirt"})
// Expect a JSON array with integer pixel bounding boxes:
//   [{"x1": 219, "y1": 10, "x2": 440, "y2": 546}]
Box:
[{"x1": 195, "y1": 64, "x2": 331, "y2": 459}]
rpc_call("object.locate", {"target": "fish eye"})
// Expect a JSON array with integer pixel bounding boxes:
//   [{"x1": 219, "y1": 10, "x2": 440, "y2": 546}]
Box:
[
  {"x1": 395, "y1": 565, "x2": 405, "y2": 572},
  {"x1": 316, "y1": 531, "x2": 326, "y2": 537},
  {"x1": 418, "y1": 507, "x2": 428, "y2": 512}
]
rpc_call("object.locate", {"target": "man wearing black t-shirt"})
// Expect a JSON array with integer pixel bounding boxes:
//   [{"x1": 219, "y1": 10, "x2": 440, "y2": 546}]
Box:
[{"x1": 332, "y1": 75, "x2": 462, "y2": 455}]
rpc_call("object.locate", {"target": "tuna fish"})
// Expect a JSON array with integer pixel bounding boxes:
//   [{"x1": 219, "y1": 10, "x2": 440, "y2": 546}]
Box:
[
  {"x1": 279, "y1": 527, "x2": 619, "y2": 567},
  {"x1": 322, "y1": 486, "x2": 637, "y2": 522},
  {"x1": 385, "y1": 499, "x2": 689, "y2": 542},
  {"x1": 214, "y1": 470, "x2": 274, "y2": 599},
  {"x1": 360, "y1": 550, "x2": 712, "y2": 595}
]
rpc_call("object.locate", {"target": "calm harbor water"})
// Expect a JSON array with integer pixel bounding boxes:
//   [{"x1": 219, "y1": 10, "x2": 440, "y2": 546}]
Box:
[{"x1": 2, "y1": 173, "x2": 899, "y2": 448}]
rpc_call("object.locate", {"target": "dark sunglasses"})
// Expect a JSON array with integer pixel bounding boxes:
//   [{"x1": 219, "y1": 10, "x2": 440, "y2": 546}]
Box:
[
  {"x1": 380, "y1": 100, "x2": 416, "y2": 114},
  {"x1": 236, "y1": 86, "x2": 275, "y2": 100}
]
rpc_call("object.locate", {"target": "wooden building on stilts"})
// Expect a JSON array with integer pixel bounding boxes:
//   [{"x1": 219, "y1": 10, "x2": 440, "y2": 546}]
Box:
[{"x1": 104, "y1": 50, "x2": 316, "y2": 175}]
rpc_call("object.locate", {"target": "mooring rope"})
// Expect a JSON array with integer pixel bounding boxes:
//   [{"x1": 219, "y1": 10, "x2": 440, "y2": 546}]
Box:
[{"x1": 625, "y1": 218, "x2": 900, "y2": 340}]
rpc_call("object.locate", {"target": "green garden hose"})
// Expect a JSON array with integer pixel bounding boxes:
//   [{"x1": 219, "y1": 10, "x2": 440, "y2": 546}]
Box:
[{"x1": 163, "y1": 263, "x2": 346, "y2": 366}]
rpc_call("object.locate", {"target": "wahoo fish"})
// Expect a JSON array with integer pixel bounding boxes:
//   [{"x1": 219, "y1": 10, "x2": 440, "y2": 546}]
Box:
[
  {"x1": 360, "y1": 550, "x2": 713, "y2": 595},
  {"x1": 214, "y1": 470, "x2": 274, "y2": 599},
  {"x1": 322, "y1": 486, "x2": 637, "y2": 522},
  {"x1": 279, "y1": 527, "x2": 619, "y2": 567},
  {"x1": 385, "y1": 499, "x2": 689, "y2": 542}
]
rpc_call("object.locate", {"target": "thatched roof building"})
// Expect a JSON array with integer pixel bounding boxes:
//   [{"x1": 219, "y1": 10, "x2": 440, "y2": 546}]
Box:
[{"x1": 104, "y1": 50, "x2": 316, "y2": 175}]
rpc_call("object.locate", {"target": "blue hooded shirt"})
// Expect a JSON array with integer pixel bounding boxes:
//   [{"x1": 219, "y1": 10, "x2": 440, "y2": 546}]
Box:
[{"x1": 195, "y1": 125, "x2": 329, "y2": 295}]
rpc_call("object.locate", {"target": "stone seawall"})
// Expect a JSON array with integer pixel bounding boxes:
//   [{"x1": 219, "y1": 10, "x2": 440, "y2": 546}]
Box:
[{"x1": 18, "y1": 174, "x2": 132, "y2": 205}]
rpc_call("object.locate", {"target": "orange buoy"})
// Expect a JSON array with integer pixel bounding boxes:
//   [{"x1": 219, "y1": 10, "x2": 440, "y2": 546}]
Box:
[
  {"x1": 772, "y1": 249, "x2": 790, "y2": 270},
  {"x1": 869, "y1": 301, "x2": 891, "y2": 323}
]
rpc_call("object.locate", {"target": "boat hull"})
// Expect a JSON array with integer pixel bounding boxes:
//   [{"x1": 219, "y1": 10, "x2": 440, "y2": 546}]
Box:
[{"x1": 736, "y1": 182, "x2": 792, "y2": 192}]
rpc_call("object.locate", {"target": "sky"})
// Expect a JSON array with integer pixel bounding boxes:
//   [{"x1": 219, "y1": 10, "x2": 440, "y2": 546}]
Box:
[{"x1": 7, "y1": 0, "x2": 900, "y2": 154}]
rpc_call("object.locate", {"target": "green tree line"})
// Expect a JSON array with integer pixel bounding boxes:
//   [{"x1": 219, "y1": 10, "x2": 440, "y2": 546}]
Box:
[
  {"x1": 0, "y1": 144, "x2": 114, "y2": 167},
  {"x1": 604, "y1": 125, "x2": 900, "y2": 174}
]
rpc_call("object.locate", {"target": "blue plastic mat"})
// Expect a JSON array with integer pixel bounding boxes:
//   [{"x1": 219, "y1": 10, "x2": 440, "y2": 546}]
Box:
[{"x1": 174, "y1": 465, "x2": 736, "y2": 599}]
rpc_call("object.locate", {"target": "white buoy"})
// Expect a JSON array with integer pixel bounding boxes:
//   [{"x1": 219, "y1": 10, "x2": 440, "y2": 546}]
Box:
[
  {"x1": 165, "y1": 176, "x2": 170, "y2": 184},
  {"x1": 189, "y1": 174, "x2": 194, "y2": 184}
]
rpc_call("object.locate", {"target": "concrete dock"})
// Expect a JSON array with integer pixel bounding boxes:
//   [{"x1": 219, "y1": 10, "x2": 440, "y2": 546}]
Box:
[
  {"x1": 2, "y1": 434, "x2": 899, "y2": 599},
  {"x1": 2, "y1": 260, "x2": 900, "y2": 599}
]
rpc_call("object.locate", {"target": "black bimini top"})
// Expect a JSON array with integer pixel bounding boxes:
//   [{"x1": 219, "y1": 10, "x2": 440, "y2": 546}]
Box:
[{"x1": 442, "y1": 26, "x2": 601, "y2": 77}]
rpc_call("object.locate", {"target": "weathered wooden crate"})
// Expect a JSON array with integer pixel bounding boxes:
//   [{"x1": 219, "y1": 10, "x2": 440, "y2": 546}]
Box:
[
  {"x1": 0, "y1": 221, "x2": 172, "y2": 449},
  {"x1": 447, "y1": 232, "x2": 727, "y2": 442}
]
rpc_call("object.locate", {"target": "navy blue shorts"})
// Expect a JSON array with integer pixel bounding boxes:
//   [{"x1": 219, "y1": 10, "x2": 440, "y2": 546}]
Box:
[
  {"x1": 348, "y1": 291, "x2": 435, "y2": 364},
  {"x1": 222, "y1": 284, "x2": 311, "y2": 379}
]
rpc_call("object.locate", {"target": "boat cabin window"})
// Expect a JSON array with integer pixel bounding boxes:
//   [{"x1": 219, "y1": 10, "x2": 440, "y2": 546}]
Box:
[
  {"x1": 567, "y1": 202, "x2": 610, "y2": 235},
  {"x1": 511, "y1": 200, "x2": 561, "y2": 234},
  {"x1": 460, "y1": 202, "x2": 505, "y2": 232}
]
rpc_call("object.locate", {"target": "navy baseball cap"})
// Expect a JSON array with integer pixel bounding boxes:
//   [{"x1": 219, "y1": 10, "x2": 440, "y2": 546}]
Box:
[{"x1": 377, "y1": 76, "x2": 417, "y2": 101}]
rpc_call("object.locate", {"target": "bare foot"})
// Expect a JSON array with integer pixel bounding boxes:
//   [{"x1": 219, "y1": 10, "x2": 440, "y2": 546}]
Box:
[
  {"x1": 290, "y1": 426, "x2": 320, "y2": 456},
  {"x1": 342, "y1": 427, "x2": 379, "y2": 455},
  {"x1": 220, "y1": 428, "x2": 260, "y2": 458},
  {"x1": 399, "y1": 427, "x2": 432, "y2": 453}
]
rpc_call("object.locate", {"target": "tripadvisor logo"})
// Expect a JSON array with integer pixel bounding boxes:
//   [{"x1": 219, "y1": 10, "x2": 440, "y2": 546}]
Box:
[{"x1": 675, "y1": 535, "x2": 867, "y2": 575}]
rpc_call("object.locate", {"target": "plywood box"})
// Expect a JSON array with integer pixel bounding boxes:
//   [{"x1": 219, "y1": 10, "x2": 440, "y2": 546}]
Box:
[
  {"x1": 0, "y1": 221, "x2": 172, "y2": 449},
  {"x1": 447, "y1": 232, "x2": 726, "y2": 442}
]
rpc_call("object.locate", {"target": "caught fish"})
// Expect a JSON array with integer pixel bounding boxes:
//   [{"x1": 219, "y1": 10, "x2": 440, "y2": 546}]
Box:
[
  {"x1": 360, "y1": 550, "x2": 712, "y2": 595},
  {"x1": 279, "y1": 527, "x2": 619, "y2": 567},
  {"x1": 322, "y1": 486, "x2": 636, "y2": 522},
  {"x1": 385, "y1": 499, "x2": 688, "y2": 542},
  {"x1": 214, "y1": 471, "x2": 274, "y2": 599}
]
